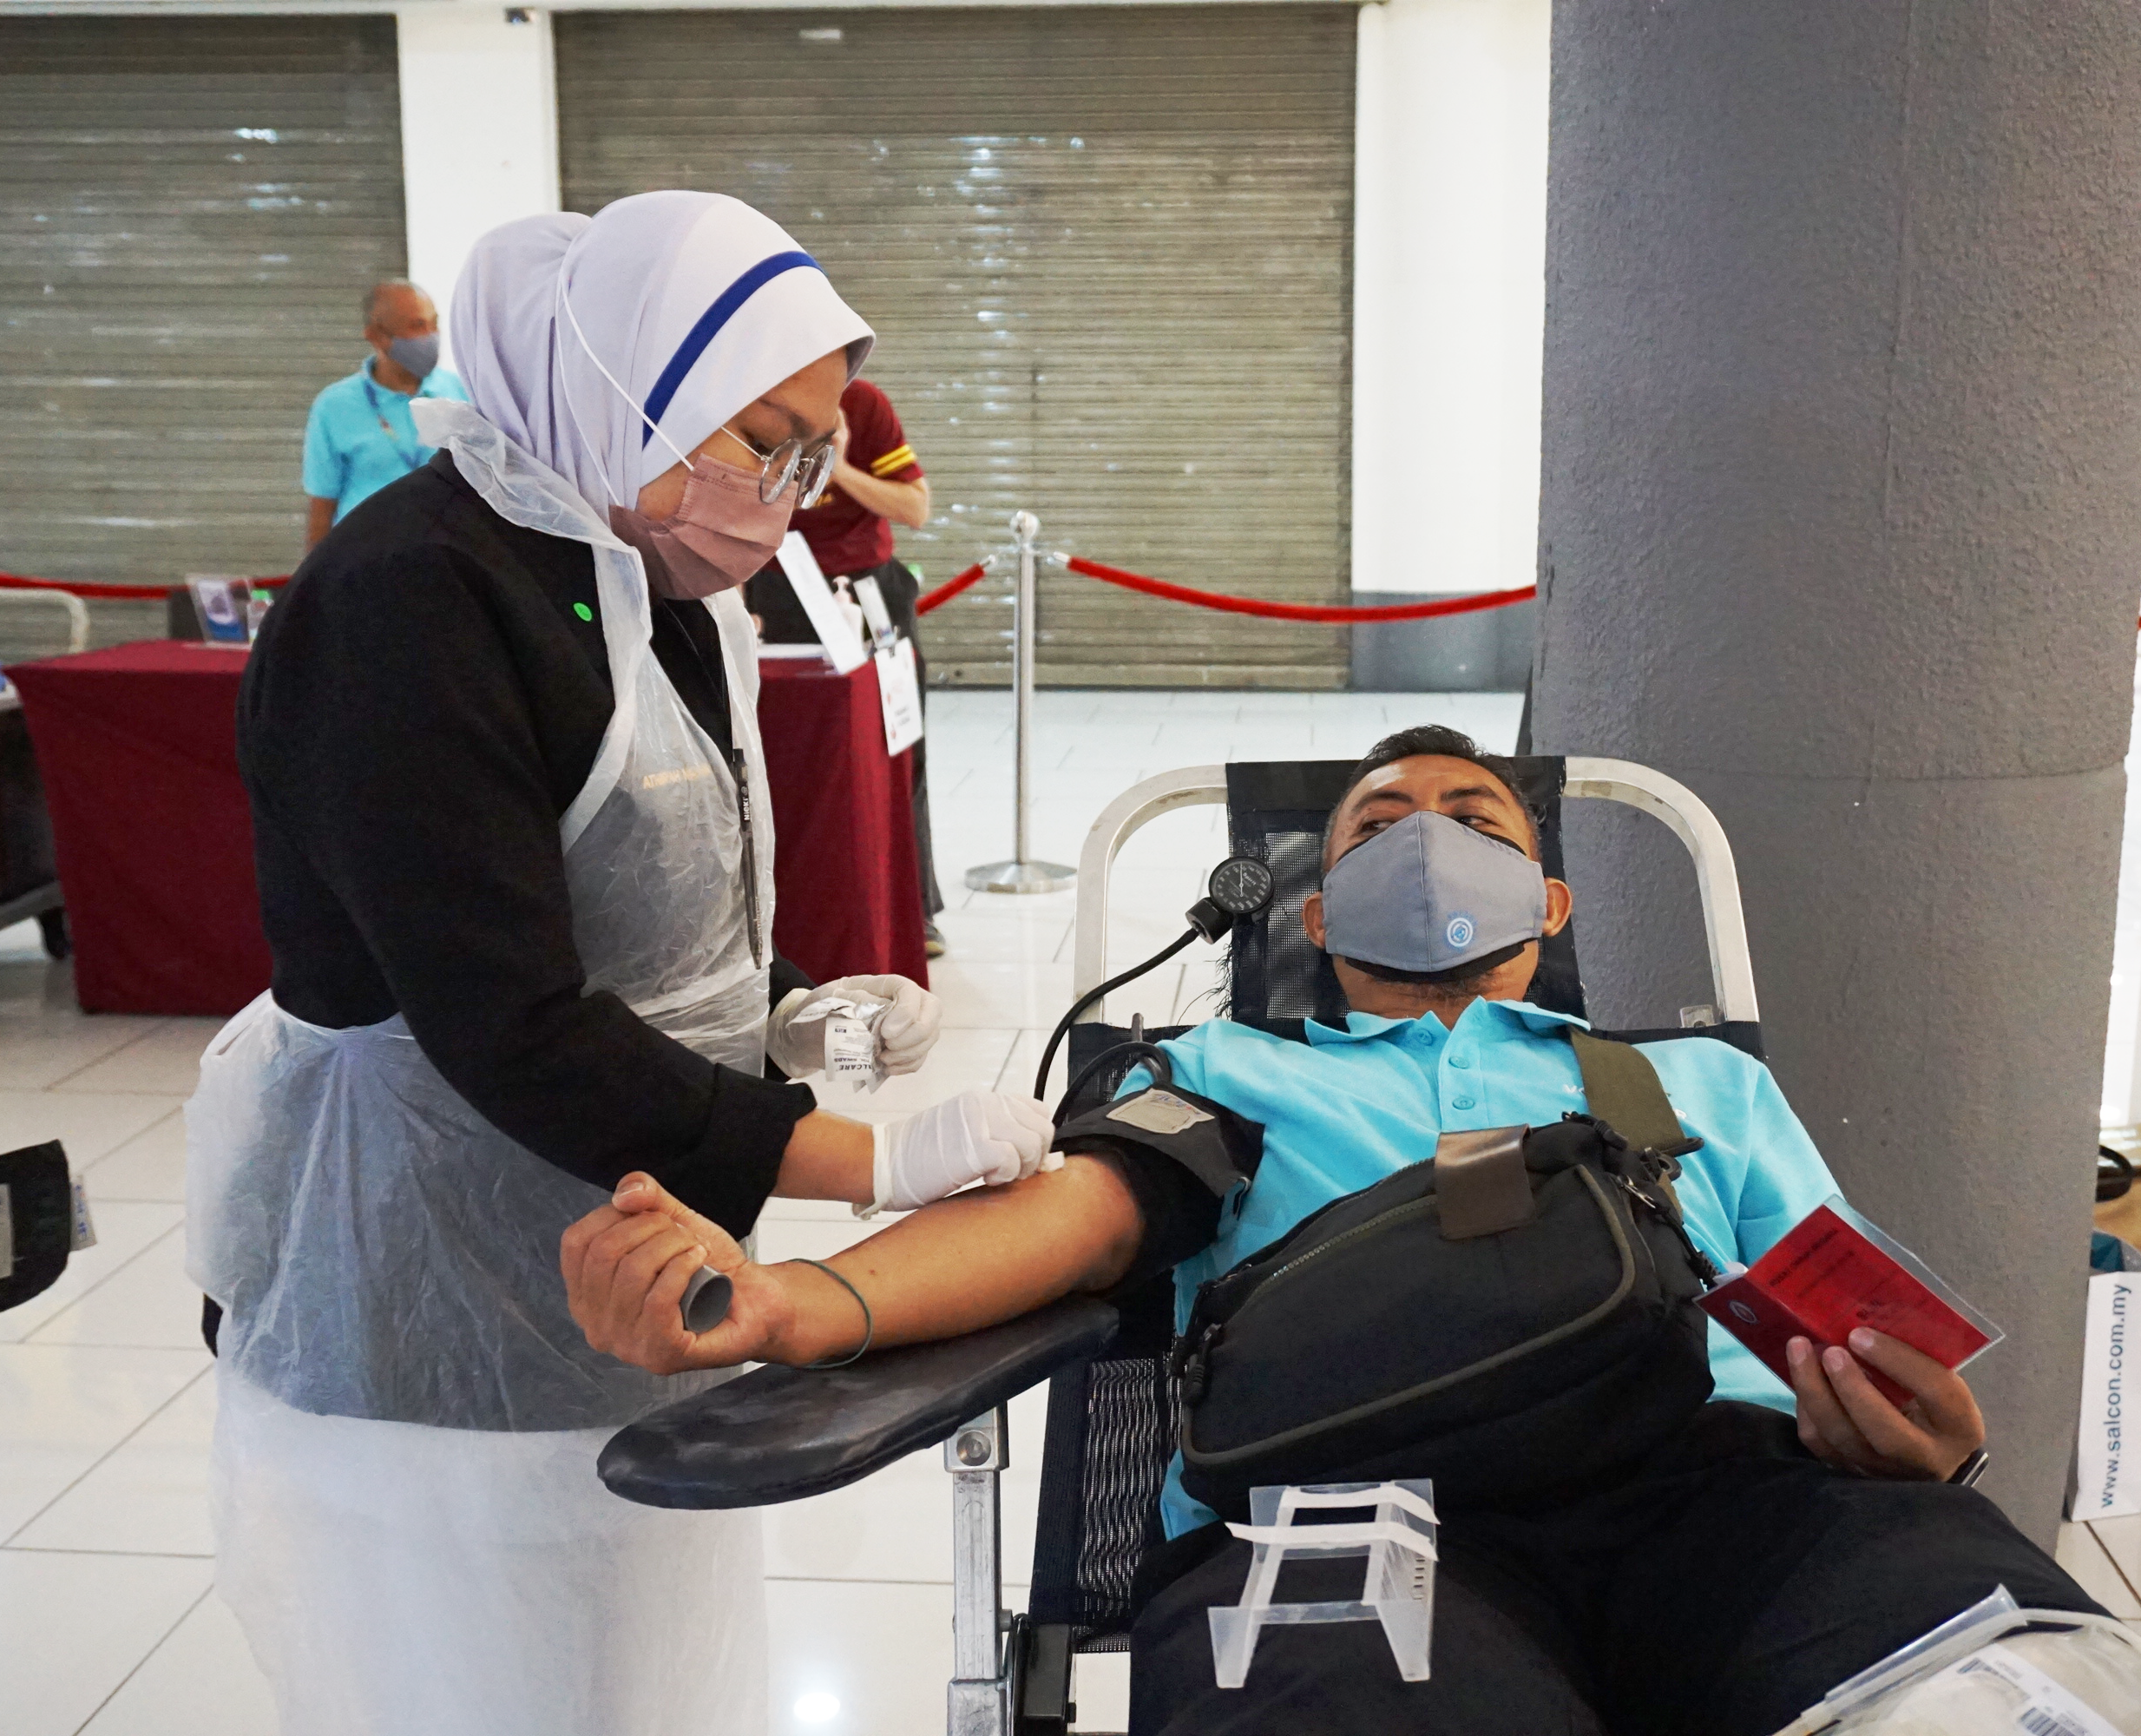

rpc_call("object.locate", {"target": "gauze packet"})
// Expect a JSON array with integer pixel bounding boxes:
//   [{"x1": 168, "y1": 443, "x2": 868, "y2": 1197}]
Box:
[{"x1": 785, "y1": 994, "x2": 890, "y2": 1092}]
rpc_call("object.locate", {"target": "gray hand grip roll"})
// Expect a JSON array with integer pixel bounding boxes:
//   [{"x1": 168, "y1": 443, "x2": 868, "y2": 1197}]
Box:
[{"x1": 680, "y1": 1266, "x2": 733, "y2": 1334}]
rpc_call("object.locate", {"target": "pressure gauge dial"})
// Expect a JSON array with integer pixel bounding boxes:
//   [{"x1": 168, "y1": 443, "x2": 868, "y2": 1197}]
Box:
[{"x1": 1206, "y1": 855, "x2": 1276, "y2": 919}]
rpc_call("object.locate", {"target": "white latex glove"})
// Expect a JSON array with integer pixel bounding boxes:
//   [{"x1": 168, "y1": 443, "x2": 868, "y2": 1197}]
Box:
[
  {"x1": 764, "y1": 986, "x2": 831, "y2": 1078},
  {"x1": 762, "y1": 975, "x2": 942, "y2": 1080},
  {"x1": 826, "y1": 974, "x2": 942, "y2": 1075},
  {"x1": 865, "y1": 1089, "x2": 1061, "y2": 1215}
]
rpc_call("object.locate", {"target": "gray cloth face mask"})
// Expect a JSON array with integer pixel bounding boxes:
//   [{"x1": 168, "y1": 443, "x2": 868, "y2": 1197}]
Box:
[
  {"x1": 385, "y1": 332, "x2": 440, "y2": 381},
  {"x1": 1319, "y1": 808, "x2": 1547, "y2": 976}
]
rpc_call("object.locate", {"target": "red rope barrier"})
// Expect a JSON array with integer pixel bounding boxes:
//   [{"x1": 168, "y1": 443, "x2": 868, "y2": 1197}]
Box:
[
  {"x1": 0, "y1": 573, "x2": 288, "y2": 601},
  {"x1": 914, "y1": 562, "x2": 988, "y2": 615},
  {"x1": 1059, "y1": 556, "x2": 1536, "y2": 623}
]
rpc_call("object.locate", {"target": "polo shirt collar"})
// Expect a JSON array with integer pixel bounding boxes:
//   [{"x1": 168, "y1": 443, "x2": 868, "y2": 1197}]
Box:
[
  {"x1": 361, "y1": 354, "x2": 432, "y2": 398},
  {"x1": 1304, "y1": 997, "x2": 1592, "y2": 1048}
]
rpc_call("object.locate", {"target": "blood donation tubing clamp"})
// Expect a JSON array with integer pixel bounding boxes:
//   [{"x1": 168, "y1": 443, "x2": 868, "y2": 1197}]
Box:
[{"x1": 1208, "y1": 1480, "x2": 1439, "y2": 1690}]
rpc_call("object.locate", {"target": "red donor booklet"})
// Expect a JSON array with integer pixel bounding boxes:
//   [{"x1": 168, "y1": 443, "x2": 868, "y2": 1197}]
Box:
[{"x1": 1698, "y1": 1197, "x2": 2001, "y2": 1408}]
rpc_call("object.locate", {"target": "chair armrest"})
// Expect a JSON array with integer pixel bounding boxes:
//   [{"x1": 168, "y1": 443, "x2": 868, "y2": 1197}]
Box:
[{"x1": 598, "y1": 1297, "x2": 1121, "y2": 1509}]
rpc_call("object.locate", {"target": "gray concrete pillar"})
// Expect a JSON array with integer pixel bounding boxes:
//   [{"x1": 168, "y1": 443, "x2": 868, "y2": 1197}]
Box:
[{"x1": 1533, "y1": 3, "x2": 2141, "y2": 1542}]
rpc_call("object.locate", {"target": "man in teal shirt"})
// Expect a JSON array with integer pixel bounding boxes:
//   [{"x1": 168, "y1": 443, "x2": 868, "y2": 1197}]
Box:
[
  {"x1": 564, "y1": 726, "x2": 2099, "y2": 1735},
  {"x1": 301, "y1": 279, "x2": 468, "y2": 549},
  {"x1": 1148, "y1": 991, "x2": 1842, "y2": 1537}
]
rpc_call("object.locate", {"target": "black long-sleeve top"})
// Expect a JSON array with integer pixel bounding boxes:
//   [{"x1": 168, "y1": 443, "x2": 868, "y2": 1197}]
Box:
[{"x1": 238, "y1": 453, "x2": 816, "y2": 1237}]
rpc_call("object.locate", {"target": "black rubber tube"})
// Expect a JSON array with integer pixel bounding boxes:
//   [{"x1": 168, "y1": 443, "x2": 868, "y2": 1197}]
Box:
[
  {"x1": 1034, "y1": 927, "x2": 1199, "y2": 1101},
  {"x1": 1054, "y1": 1041, "x2": 1176, "y2": 1128}
]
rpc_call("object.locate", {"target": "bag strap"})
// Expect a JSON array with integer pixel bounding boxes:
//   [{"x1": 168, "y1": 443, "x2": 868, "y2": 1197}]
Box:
[{"x1": 1567, "y1": 1029, "x2": 1696, "y2": 1155}]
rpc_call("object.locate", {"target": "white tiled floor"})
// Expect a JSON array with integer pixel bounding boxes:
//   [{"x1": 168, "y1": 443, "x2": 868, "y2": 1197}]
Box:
[{"x1": 8, "y1": 683, "x2": 2133, "y2": 1733}]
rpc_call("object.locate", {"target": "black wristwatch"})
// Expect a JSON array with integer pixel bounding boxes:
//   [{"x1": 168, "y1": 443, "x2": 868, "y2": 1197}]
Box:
[{"x1": 1947, "y1": 1448, "x2": 1989, "y2": 1488}]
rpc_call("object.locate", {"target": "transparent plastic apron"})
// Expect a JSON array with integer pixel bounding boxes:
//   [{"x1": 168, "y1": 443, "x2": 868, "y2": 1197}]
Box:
[{"x1": 186, "y1": 408, "x2": 772, "y2": 1734}]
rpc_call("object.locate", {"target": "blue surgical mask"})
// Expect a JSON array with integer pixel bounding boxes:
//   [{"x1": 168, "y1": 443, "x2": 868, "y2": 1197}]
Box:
[
  {"x1": 1319, "y1": 808, "x2": 1547, "y2": 976},
  {"x1": 386, "y1": 332, "x2": 440, "y2": 381}
]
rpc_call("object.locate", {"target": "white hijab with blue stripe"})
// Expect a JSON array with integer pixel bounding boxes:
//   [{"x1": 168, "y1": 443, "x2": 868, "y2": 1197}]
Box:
[{"x1": 448, "y1": 192, "x2": 873, "y2": 521}]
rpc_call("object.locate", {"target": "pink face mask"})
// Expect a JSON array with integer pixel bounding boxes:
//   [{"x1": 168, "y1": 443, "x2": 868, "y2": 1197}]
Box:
[{"x1": 608, "y1": 457, "x2": 795, "y2": 601}]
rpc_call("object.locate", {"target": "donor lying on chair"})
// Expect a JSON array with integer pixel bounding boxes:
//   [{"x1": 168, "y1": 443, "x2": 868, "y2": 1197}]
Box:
[{"x1": 563, "y1": 727, "x2": 2112, "y2": 1736}]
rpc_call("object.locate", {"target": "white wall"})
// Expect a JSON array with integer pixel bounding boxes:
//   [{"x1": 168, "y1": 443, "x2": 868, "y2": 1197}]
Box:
[
  {"x1": 396, "y1": 3, "x2": 561, "y2": 358},
  {"x1": 1351, "y1": 0, "x2": 1550, "y2": 595}
]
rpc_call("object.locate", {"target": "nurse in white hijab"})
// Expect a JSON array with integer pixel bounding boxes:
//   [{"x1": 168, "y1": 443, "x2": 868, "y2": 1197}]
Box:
[
  {"x1": 187, "y1": 193, "x2": 1054, "y2": 1736},
  {"x1": 443, "y1": 190, "x2": 870, "y2": 597}
]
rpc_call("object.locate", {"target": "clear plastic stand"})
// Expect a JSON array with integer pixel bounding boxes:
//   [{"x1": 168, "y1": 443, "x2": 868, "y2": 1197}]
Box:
[{"x1": 1208, "y1": 1479, "x2": 1438, "y2": 1690}]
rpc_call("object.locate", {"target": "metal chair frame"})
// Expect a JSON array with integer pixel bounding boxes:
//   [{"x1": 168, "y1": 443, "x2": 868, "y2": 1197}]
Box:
[{"x1": 0, "y1": 589, "x2": 90, "y2": 661}]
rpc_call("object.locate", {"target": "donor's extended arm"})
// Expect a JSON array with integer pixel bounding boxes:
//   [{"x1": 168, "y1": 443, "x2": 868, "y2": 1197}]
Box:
[{"x1": 562, "y1": 1157, "x2": 1144, "y2": 1377}]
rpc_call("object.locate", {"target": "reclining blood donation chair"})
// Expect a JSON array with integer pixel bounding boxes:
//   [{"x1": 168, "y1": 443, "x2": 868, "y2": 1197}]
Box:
[{"x1": 599, "y1": 755, "x2": 1764, "y2": 1735}]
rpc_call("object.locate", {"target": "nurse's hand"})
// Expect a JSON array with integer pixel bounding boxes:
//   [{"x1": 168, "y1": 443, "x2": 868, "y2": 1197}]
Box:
[
  {"x1": 765, "y1": 975, "x2": 942, "y2": 1079},
  {"x1": 869, "y1": 1089, "x2": 1059, "y2": 1214},
  {"x1": 562, "y1": 1178, "x2": 794, "y2": 1375},
  {"x1": 850, "y1": 975, "x2": 942, "y2": 1075}
]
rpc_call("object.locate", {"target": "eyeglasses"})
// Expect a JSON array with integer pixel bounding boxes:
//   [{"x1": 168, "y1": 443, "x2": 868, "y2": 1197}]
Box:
[{"x1": 719, "y1": 425, "x2": 837, "y2": 509}]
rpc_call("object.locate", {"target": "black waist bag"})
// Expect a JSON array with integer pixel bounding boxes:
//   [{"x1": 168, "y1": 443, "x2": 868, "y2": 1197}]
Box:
[{"x1": 1173, "y1": 1101, "x2": 1720, "y2": 1518}]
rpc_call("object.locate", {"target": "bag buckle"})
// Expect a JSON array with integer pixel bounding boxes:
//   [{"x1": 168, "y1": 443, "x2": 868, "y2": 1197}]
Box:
[
  {"x1": 1172, "y1": 1320, "x2": 1225, "y2": 1405},
  {"x1": 1612, "y1": 1172, "x2": 1722, "y2": 1287}
]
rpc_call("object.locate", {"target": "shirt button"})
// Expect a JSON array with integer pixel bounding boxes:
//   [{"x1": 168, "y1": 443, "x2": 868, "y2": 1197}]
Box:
[
  {"x1": 1452, "y1": 1095, "x2": 1476, "y2": 1111},
  {"x1": 1448, "y1": 1053, "x2": 1472, "y2": 1069}
]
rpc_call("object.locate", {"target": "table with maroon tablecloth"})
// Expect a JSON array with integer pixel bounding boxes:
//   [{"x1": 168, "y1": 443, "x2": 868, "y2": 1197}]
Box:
[
  {"x1": 757, "y1": 654, "x2": 929, "y2": 988},
  {"x1": 8, "y1": 641, "x2": 926, "y2": 1015}
]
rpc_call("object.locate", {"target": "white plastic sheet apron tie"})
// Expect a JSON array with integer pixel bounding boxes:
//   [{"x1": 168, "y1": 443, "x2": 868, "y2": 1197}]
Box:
[{"x1": 185, "y1": 403, "x2": 776, "y2": 1735}]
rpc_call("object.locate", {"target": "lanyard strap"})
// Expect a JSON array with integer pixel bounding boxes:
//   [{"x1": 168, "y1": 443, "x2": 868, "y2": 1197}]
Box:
[{"x1": 362, "y1": 372, "x2": 425, "y2": 472}]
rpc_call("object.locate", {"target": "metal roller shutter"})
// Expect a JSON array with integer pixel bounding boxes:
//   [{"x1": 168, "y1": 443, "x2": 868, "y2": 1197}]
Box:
[
  {"x1": 557, "y1": 4, "x2": 1355, "y2": 688},
  {"x1": 0, "y1": 16, "x2": 406, "y2": 658}
]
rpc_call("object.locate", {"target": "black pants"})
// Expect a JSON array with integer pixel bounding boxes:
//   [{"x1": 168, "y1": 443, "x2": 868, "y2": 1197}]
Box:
[
  {"x1": 745, "y1": 556, "x2": 944, "y2": 917},
  {"x1": 1128, "y1": 1404, "x2": 2099, "y2": 1736}
]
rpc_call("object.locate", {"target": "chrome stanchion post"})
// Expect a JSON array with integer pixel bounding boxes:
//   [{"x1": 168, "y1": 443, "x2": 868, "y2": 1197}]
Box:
[
  {"x1": 1013, "y1": 518, "x2": 1034, "y2": 868},
  {"x1": 965, "y1": 510, "x2": 1075, "y2": 894}
]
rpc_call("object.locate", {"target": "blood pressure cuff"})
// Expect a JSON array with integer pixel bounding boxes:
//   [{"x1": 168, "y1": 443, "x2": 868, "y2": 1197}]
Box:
[
  {"x1": 1055, "y1": 1084, "x2": 1264, "y2": 1200},
  {"x1": 1054, "y1": 1087, "x2": 1264, "y2": 1296},
  {"x1": 1, "y1": 1141, "x2": 77, "y2": 1314}
]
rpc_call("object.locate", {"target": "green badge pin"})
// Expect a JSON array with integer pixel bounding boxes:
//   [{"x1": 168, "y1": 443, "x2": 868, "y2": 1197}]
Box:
[{"x1": 573, "y1": 602, "x2": 594, "y2": 622}]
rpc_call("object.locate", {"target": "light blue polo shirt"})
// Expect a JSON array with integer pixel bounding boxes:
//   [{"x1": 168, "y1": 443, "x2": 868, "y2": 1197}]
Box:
[
  {"x1": 302, "y1": 356, "x2": 469, "y2": 522},
  {"x1": 1134, "y1": 999, "x2": 1842, "y2": 1537}
]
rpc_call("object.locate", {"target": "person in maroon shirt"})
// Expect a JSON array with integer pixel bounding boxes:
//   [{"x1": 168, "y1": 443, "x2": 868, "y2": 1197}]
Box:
[
  {"x1": 747, "y1": 376, "x2": 947, "y2": 952},
  {"x1": 793, "y1": 376, "x2": 929, "y2": 574}
]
